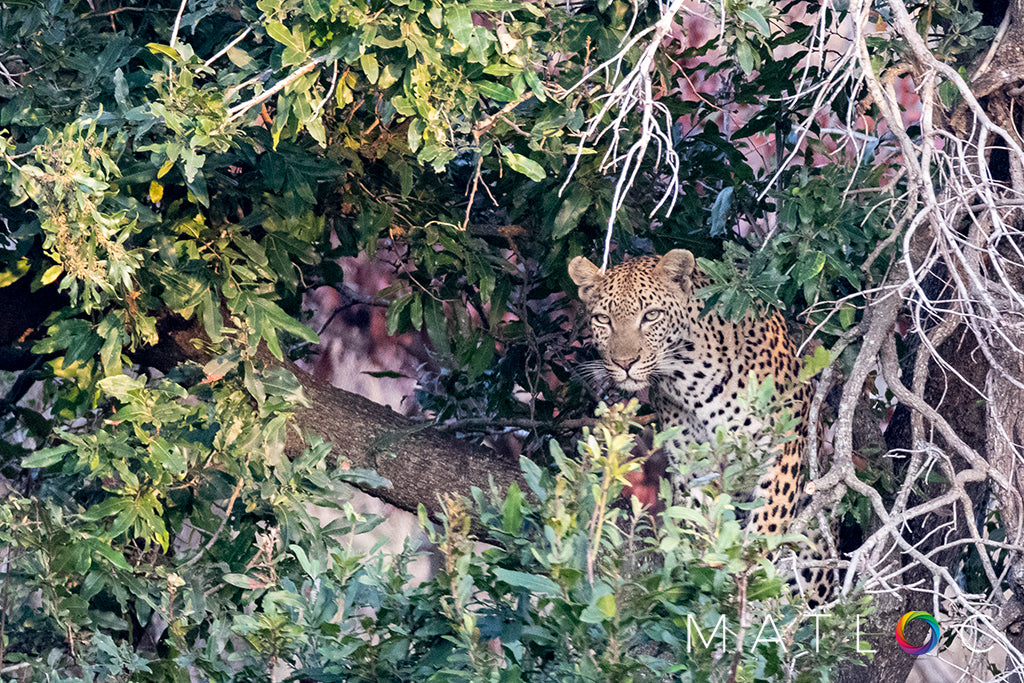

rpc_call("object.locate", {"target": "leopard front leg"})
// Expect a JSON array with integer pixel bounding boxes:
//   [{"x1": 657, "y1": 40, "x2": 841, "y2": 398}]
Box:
[{"x1": 747, "y1": 439, "x2": 834, "y2": 609}]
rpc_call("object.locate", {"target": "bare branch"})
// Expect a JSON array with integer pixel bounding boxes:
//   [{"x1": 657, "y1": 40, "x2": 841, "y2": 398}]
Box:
[{"x1": 559, "y1": 0, "x2": 686, "y2": 271}]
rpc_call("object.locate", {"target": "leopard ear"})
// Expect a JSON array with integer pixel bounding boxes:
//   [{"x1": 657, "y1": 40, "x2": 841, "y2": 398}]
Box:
[
  {"x1": 569, "y1": 256, "x2": 603, "y2": 303},
  {"x1": 658, "y1": 249, "x2": 696, "y2": 293}
]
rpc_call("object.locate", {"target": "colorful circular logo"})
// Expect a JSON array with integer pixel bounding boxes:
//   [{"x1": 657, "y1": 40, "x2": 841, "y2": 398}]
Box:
[{"x1": 895, "y1": 611, "x2": 940, "y2": 655}]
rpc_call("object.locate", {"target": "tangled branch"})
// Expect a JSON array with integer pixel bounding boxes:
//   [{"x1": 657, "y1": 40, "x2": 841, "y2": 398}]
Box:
[
  {"x1": 782, "y1": 0, "x2": 1024, "y2": 675},
  {"x1": 560, "y1": 0, "x2": 687, "y2": 271}
]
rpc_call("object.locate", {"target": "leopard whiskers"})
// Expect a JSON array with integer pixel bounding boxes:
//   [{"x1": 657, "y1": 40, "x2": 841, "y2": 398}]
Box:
[
  {"x1": 572, "y1": 359, "x2": 612, "y2": 392},
  {"x1": 573, "y1": 359, "x2": 609, "y2": 382},
  {"x1": 652, "y1": 346, "x2": 678, "y2": 377}
]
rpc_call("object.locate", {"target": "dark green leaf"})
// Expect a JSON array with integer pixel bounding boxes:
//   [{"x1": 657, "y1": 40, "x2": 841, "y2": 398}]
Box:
[{"x1": 493, "y1": 568, "x2": 561, "y2": 597}]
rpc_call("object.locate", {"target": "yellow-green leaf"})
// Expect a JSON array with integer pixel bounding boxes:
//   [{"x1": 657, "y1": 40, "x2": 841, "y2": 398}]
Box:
[
  {"x1": 0, "y1": 258, "x2": 30, "y2": 288},
  {"x1": 360, "y1": 54, "x2": 380, "y2": 84},
  {"x1": 146, "y1": 43, "x2": 181, "y2": 61},
  {"x1": 597, "y1": 593, "x2": 616, "y2": 618},
  {"x1": 447, "y1": 5, "x2": 473, "y2": 45},
  {"x1": 226, "y1": 46, "x2": 252, "y2": 68},
  {"x1": 40, "y1": 264, "x2": 62, "y2": 286}
]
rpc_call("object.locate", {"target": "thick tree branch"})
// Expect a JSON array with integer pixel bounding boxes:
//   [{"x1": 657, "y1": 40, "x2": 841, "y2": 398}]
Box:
[
  {"x1": 289, "y1": 358, "x2": 522, "y2": 517},
  {"x1": 132, "y1": 310, "x2": 524, "y2": 518}
]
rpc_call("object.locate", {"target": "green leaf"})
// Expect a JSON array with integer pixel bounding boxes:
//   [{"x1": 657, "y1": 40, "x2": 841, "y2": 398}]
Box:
[
  {"x1": 87, "y1": 539, "x2": 132, "y2": 571},
  {"x1": 266, "y1": 22, "x2": 304, "y2": 54},
  {"x1": 22, "y1": 444, "x2": 73, "y2": 468},
  {"x1": 755, "y1": 373, "x2": 776, "y2": 407},
  {"x1": 796, "y1": 251, "x2": 826, "y2": 284},
  {"x1": 735, "y1": 40, "x2": 757, "y2": 74},
  {"x1": 483, "y1": 64, "x2": 518, "y2": 77},
  {"x1": 465, "y1": 340, "x2": 493, "y2": 380},
  {"x1": 553, "y1": 187, "x2": 592, "y2": 239},
  {"x1": 737, "y1": 7, "x2": 771, "y2": 36},
  {"x1": 305, "y1": 0, "x2": 332, "y2": 21},
  {"x1": 81, "y1": 497, "x2": 131, "y2": 523},
  {"x1": 252, "y1": 298, "x2": 319, "y2": 360},
  {"x1": 233, "y1": 234, "x2": 268, "y2": 267},
  {"x1": 501, "y1": 482, "x2": 523, "y2": 534},
  {"x1": 799, "y1": 345, "x2": 832, "y2": 382},
  {"x1": 423, "y1": 299, "x2": 451, "y2": 357},
  {"x1": 840, "y1": 303, "x2": 856, "y2": 329},
  {"x1": 184, "y1": 170, "x2": 209, "y2": 207},
  {"x1": 262, "y1": 367, "x2": 309, "y2": 407},
  {"x1": 99, "y1": 374, "x2": 147, "y2": 399},
  {"x1": 502, "y1": 149, "x2": 546, "y2": 181},
  {"x1": 410, "y1": 294, "x2": 423, "y2": 330},
  {"x1": 180, "y1": 148, "x2": 206, "y2": 183},
  {"x1": 520, "y1": 455, "x2": 546, "y2": 500},
  {"x1": 493, "y1": 568, "x2": 561, "y2": 597},
  {"x1": 524, "y1": 67, "x2": 546, "y2": 101},
  {"x1": 447, "y1": 5, "x2": 473, "y2": 45},
  {"x1": 581, "y1": 592, "x2": 617, "y2": 623},
  {"x1": 427, "y1": 5, "x2": 443, "y2": 27},
  {"x1": 709, "y1": 186, "x2": 733, "y2": 237},
  {"x1": 150, "y1": 439, "x2": 187, "y2": 474},
  {"x1": 360, "y1": 53, "x2": 380, "y2": 84},
  {"x1": 202, "y1": 353, "x2": 240, "y2": 381},
  {"x1": 243, "y1": 359, "x2": 266, "y2": 405},
  {"x1": 476, "y1": 81, "x2": 516, "y2": 102},
  {"x1": 386, "y1": 295, "x2": 412, "y2": 336},
  {"x1": 97, "y1": 314, "x2": 124, "y2": 377},
  {"x1": 223, "y1": 573, "x2": 258, "y2": 589},
  {"x1": 226, "y1": 47, "x2": 253, "y2": 68}
]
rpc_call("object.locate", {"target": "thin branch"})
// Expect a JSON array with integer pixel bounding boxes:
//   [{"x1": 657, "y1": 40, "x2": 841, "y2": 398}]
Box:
[
  {"x1": 559, "y1": 0, "x2": 686, "y2": 271},
  {"x1": 181, "y1": 465, "x2": 247, "y2": 568},
  {"x1": 971, "y1": 11, "x2": 1011, "y2": 83},
  {"x1": 227, "y1": 54, "x2": 332, "y2": 121},
  {"x1": 462, "y1": 93, "x2": 533, "y2": 229},
  {"x1": 312, "y1": 60, "x2": 340, "y2": 116},
  {"x1": 464, "y1": 157, "x2": 484, "y2": 230},
  {"x1": 434, "y1": 414, "x2": 656, "y2": 433},
  {"x1": 203, "y1": 23, "x2": 256, "y2": 69},
  {"x1": 169, "y1": 0, "x2": 189, "y2": 51}
]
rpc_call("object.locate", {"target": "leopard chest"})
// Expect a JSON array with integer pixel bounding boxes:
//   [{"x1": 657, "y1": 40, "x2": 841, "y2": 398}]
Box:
[
  {"x1": 650, "y1": 357, "x2": 756, "y2": 442},
  {"x1": 647, "y1": 318, "x2": 770, "y2": 442}
]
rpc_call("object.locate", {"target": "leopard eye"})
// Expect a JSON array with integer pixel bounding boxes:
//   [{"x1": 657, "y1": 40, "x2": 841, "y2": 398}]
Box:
[
  {"x1": 642, "y1": 309, "x2": 664, "y2": 323},
  {"x1": 593, "y1": 313, "x2": 611, "y2": 326}
]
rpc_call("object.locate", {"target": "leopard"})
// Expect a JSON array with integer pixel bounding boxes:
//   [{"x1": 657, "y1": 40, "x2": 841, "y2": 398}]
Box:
[{"x1": 569, "y1": 249, "x2": 832, "y2": 608}]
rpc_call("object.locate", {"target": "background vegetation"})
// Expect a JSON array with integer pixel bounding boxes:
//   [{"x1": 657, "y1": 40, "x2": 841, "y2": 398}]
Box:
[{"x1": 1, "y1": 0, "x2": 1022, "y2": 680}]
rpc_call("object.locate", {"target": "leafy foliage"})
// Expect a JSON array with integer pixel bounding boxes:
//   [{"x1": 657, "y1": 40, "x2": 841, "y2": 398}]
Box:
[
  {"x1": 5, "y1": 400, "x2": 872, "y2": 681},
  {"x1": 0, "y1": 0, "x2": 1003, "y2": 676}
]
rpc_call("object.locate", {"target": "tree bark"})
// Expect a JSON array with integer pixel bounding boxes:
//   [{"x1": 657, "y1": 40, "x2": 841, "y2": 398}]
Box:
[
  {"x1": 289, "y1": 359, "x2": 523, "y2": 517},
  {"x1": 135, "y1": 311, "x2": 524, "y2": 517}
]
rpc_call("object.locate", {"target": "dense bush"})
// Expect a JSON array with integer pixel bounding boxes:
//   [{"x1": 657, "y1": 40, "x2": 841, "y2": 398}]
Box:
[
  {"x1": 4, "y1": 393, "x2": 870, "y2": 681},
  {"x1": 2, "y1": 0, "x2": 1015, "y2": 677}
]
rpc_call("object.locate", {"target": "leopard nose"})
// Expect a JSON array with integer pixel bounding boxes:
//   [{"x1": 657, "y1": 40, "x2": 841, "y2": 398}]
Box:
[{"x1": 611, "y1": 355, "x2": 639, "y2": 371}]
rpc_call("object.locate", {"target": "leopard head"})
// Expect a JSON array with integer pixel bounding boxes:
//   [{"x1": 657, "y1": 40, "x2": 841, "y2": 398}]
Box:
[{"x1": 569, "y1": 249, "x2": 696, "y2": 391}]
